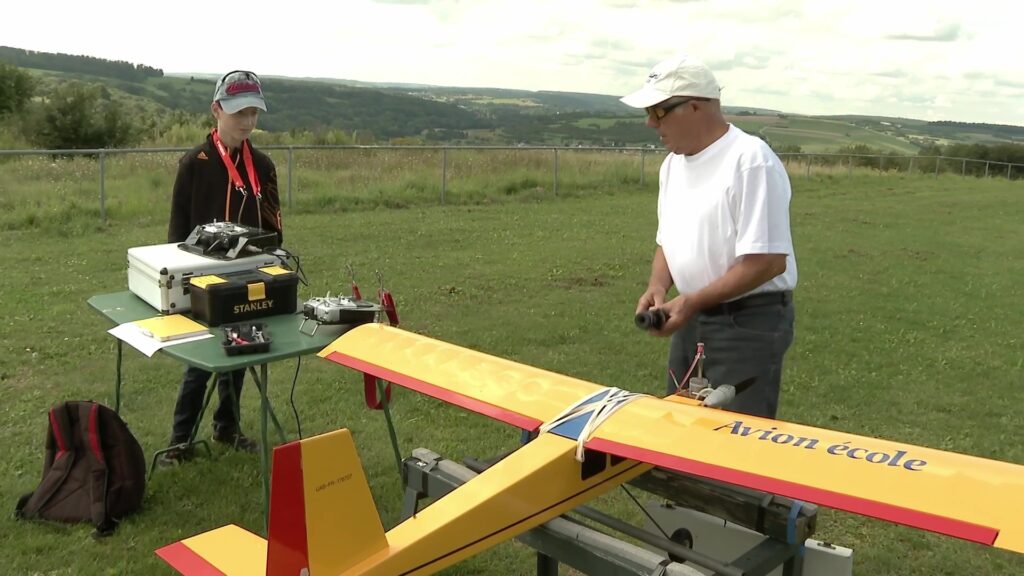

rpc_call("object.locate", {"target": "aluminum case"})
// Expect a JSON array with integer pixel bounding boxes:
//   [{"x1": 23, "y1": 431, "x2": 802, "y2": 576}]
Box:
[{"x1": 126, "y1": 242, "x2": 279, "y2": 314}]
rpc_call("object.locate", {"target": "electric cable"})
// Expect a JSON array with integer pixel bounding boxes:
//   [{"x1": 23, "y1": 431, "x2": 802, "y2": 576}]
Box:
[
  {"x1": 237, "y1": 191, "x2": 247, "y2": 224},
  {"x1": 255, "y1": 194, "x2": 263, "y2": 231},
  {"x1": 262, "y1": 246, "x2": 309, "y2": 286},
  {"x1": 290, "y1": 356, "x2": 302, "y2": 439},
  {"x1": 675, "y1": 351, "x2": 701, "y2": 394}
]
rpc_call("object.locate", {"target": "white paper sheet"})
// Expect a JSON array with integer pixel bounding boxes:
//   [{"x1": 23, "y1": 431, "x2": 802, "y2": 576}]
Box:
[{"x1": 107, "y1": 322, "x2": 215, "y2": 357}]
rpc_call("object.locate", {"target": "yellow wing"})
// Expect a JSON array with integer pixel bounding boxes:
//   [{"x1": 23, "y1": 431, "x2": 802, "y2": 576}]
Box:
[{"x1": 319, "y1": 323, "x2": 1024, "y2": 554}]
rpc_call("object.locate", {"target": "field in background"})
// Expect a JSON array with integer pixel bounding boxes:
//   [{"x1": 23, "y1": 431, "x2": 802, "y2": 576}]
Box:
[
  {"x1": 2, "y1": 145, "x2": 1014, "y2": 237},
  {"x1": 1, "y1": 165, "x2": 1023, "y2": 574},
  {"x1": 728, "y1": 115, "x2": 921, "y2": 154},
  {"x1": 0, "y1": 148, "x2": 655, "y2": 234}
]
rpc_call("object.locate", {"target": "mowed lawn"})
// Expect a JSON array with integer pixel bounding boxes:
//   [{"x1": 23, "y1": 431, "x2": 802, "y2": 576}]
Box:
[{"x1": 1, "y1": 173, "x2": 1022, "y2": 575}]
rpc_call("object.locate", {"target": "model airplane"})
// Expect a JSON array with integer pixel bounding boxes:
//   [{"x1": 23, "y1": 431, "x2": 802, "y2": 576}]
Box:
[{"x1": 157, "y1": 323, "x2": 1024, "y2": 575}]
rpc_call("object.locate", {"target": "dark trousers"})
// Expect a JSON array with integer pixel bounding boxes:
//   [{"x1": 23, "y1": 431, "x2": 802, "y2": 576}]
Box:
[
  {"x1": 170, "y1": 366, "x2": 245, "y2": 444},
  {"x1": 666, "y1": 296, "x2": 795, "y2": 418}
]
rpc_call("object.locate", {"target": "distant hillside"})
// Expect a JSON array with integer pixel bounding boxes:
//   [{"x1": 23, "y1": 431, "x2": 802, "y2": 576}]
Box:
[
  {"x1": 406, "y1": 86, "x2": 633, "y2": 115},
  {"x1": 0, "y1": 46, "x2": 161, "y2": 82},
  {"x1": 2, "y1": 46, "x2": 1021, "y2": 150},
  {"x1": 729, "y1": 114, "x2": 920, "y2": 154},
  {"x1": 15, "y1": 67, "x2": 494, "y2": 139},
  {"x1": 819, "y1": 115, "x2": 1023, "y2": 146}
]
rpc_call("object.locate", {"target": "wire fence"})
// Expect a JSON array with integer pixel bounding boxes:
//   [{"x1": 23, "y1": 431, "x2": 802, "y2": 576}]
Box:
[{"x1": 1, "y1": 146, "x2": 1021, "y2": 223}]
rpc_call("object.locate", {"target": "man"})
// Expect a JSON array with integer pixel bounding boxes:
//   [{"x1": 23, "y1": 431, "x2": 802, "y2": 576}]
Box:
[
  {"x1": 622, "y1": 53, "x2": 797, "y2": 418},
  {"x1": 161, "y1": 70, "x2": 284, "y2": 463}
]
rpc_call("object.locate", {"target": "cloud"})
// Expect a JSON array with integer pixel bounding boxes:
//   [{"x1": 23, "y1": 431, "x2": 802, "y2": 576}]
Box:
[
  {"x1": 885, "y1": 22, "x2": 961, "y2": 42},
  {"x1": 867, "y1": 68, "x2": 906, "y2": 80},
  {"x1": 705, "y1": 50, "x2": 776, "y2": 72},
  {"x1": 992, "y1": 77, "x2": 1024, "y2": 91},
  {"x1": 600, "y1": 0, "x2": 704, "y2": 7}
]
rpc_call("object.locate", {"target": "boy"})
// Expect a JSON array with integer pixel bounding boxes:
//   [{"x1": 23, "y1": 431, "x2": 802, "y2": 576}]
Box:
[{"x1": 161, "y1": 70, "x2": 283, "y2": 463}]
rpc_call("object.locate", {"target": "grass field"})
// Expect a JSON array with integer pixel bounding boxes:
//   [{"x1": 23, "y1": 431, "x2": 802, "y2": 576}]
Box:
[
  {"x1": 2, "y1": 167, "x2": 1023, "y2": 575},
  {"x1": 0, "y1": 148, "x2": 654, "y2": 234},
  {"x1": 571, "y1": 117, "x2": 622, "y2": 129}
]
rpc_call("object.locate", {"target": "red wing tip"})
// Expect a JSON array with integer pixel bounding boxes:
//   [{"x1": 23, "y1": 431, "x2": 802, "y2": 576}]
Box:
[{"x1": 155, "y1": 541, "x2": 226, "y2": 576}]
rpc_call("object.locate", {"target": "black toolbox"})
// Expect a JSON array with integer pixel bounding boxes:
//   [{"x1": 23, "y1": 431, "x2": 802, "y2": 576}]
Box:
[{"x1": 189, "y1": 266, "x2": 298, "y2": 326}]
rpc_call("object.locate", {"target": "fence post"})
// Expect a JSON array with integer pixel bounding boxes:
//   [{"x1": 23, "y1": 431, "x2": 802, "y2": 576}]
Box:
[
  {"x1": 909, "y1": 157, "x2": 914, "y2": 174},
  {"x1": 553, "y1": 148, "x2": 559, "y2": 196},
  {"x1": 962, "y1": 159, "x2": 966, "y2": 176},
  {"x1": 879, "y1": 155, "x2": 884, "y2": 172},
  {"x1": 934, "y1": 157, "x2": 940, "y2": 178},
  {"x1": 1008, "y1": 163, "x2": 1012, "y2": 179},
  {"x1": 805, "y1": 155, "x2": 811, "y2": 178},
  {"x1": 847, "y1": 155, "x2": 852, "y2": 177},
  {"x1": 287, "y1": 146, "x2": 294, "y2": 209},
  {"x1": 985, "y1": 162, "x2": 990, "y2": 178},
  {"x1": 640, "y1": 149, "x2": 646, "y2": 186},
  {"x1": 99, "y1": 151, "x2": 107, "y2": 223},
  {"x1": 441, "y1": 147, "x2": 448, "y2": 205}
]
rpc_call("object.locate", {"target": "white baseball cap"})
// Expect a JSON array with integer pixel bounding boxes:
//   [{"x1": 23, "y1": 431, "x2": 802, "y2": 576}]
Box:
[
  {"x1": 213, "y1": 70, "x2": 268, "y2": 114},
  {"x1": 620, "y1": 53, "x2": 721, "y2": 108}
]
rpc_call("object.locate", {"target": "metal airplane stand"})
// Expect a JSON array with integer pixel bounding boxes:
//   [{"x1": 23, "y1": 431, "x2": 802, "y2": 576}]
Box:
[
  {"x1": 400, "y1": 447, "x2": 828, "y2": 576},
  {"x1": 401, "y1": 448, "x2": 703, "y2": 576}
]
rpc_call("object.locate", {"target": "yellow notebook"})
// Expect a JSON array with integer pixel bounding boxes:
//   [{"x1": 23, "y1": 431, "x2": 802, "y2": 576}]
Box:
[{"x1": 134, "y1": 314, "x2": 209, "y2": 342}]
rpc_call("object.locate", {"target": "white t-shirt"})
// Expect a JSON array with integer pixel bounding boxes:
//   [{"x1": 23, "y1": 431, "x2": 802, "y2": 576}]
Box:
[{"x1": 656, "y1": 124, "x2": 797, "y2": 298}]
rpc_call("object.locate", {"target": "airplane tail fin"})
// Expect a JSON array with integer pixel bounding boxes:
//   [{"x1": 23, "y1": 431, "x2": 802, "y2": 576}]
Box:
[
  {"x1": 156, "y1": 429, "x2": 387, "y2": 576},
  {"x1": 267, "y1": 428, "x2": 388, "y2": 576}
]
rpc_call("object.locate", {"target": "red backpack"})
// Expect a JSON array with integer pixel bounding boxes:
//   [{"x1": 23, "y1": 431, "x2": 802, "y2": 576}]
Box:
[{"x1": 15, "y1": 401, "x2": 146, "y2": 537}]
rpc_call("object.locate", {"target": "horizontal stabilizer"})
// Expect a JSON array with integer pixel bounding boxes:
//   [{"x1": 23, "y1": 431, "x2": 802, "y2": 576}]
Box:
[{"x1": 156, "y1": 524, "x2": 266, "y2": 576}]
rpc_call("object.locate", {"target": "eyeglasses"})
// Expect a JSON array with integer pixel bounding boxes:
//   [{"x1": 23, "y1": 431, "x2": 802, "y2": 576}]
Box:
[
  {"x1": 218, "y1": 70, "x2": 262, "y2": 97},
  {"x1": 645, "y1": 97, "x2": 707, "y2": 120}
]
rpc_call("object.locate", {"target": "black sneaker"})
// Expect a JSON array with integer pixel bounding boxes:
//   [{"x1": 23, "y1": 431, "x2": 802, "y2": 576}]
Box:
[
  {"x1": 213, "y1": 430, "x2": 259, "y2": 453},
  {"x1": 157, "y1": 444, "x2": 194, "y2": 467}
]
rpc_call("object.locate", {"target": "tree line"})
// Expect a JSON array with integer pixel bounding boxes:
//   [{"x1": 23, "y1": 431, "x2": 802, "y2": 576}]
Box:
[{"x1": 0, "y1": 46, "x2": 162, "y2": 82}]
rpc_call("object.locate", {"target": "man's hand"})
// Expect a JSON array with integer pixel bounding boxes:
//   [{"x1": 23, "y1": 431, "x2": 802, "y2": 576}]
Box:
[
  {"x1": 648, "y1": 292, "x2": 699, "y2": 336},
  {"x1": 636, "y1": 289, "x2": 699, "y2": 337},
  {"x1": 635, "y1": 287, "x2": 667, "y2": 316}
]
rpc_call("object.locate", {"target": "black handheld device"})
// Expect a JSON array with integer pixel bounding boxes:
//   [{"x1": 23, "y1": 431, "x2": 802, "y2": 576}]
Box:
[{"x1": 635, "y1": 308, "x2": 667, "y2": 330}]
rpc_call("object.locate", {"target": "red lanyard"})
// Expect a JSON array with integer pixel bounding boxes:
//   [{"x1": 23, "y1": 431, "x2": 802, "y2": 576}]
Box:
[{"x1": 211, "y1": 129, "x2": 260, "y2": 199}]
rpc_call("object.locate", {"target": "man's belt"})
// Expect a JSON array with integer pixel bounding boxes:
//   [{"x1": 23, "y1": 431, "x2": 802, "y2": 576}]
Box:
[{"x1": 701, "y1": 290, "x2": 792, "y2": 316}]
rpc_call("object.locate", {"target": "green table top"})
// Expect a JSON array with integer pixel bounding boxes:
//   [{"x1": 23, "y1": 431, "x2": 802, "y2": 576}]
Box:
[{"x1": 88, "y1": 291, "x2": 350, "y2": 372}]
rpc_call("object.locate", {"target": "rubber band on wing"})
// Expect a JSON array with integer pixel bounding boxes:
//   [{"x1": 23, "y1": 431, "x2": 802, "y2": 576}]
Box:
[{"x1": 540, "y1": 387, "x2": 648, "y2": 462}]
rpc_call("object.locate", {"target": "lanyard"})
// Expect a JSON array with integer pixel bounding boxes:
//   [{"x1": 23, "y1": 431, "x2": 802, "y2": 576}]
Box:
[{"x1": 211, "y1": 129, "x2": 260, "y2": 199}]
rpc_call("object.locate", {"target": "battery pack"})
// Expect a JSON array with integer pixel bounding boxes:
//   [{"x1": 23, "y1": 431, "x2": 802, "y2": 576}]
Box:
[{"x1": 189, "y1": 266, "x2": 299, "y2": 326}]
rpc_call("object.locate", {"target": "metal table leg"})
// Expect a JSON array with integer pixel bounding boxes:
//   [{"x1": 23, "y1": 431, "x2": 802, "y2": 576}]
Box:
[
  {"x1": 252, "y1": 363, "x2": 277, "y2": 533},
  {"x1": 248, "y1": 365, "x2": 287, "y2": 443},
  {"x1": 149, "y1": 374, "x2": 215, "y2": 478}
]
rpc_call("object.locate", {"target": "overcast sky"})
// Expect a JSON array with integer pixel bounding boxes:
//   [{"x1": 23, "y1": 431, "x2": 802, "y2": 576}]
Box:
[{"x1": 4, "y1": 0, "x2": 1022, "y2": 126}]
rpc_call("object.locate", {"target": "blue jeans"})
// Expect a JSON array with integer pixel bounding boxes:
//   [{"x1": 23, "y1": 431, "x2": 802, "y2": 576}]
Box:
[
  {"x1": 170, "y1": 366, "x2": 245, "y2": 444},
  {"x1": 666, "y1": 296, "x2": 795, "y2": 418}
]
